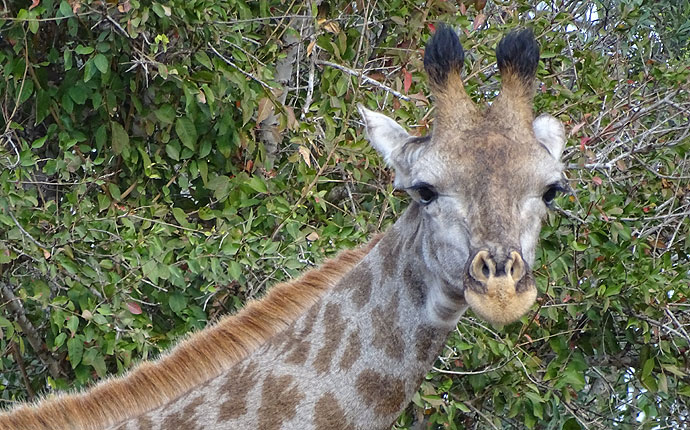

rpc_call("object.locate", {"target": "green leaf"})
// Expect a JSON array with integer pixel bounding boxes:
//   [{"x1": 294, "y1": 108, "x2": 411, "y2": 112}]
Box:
[
  {"x1": 199, "y1": 139, "x2": 212, "y2": 158},
  {"x1": 175, "y1": 117, "x2": 197, "y2": 150},
  {"x1": 90, "y1": 352, "x2": 107, "y2": 378},
  {"x1": 143, "y1": 260, "x2": 159, "y2": 284},
  {"x1": 642, "y1": 358, "x2": 655, "y2": 378},
  {"x1": 111, "y1": 121, "x2": 129, "y2": 155},
  {"x1": 58, "y1": 1, "x2": 73, "y2": 17},
  {"x1": 562, "y1": 418, "x2": 582, "y2": 430},
  {"x1": 94, "y1": 54, "x2": 109, "y2": 74},
  {"x1": 68, "y1": 85, "x2": 88, "y2": 105},
  {"x1": 35, "y1": 89, "x2": 51, "y2": 124},
  {"x1": 166, "y1": 140, "x2": 180, "y2": 161},
  {"x1": 67, "y1": 337, "x2": 84, "y2": 368},
  {"x1": 83, "y1": 59, "x2": 97, "y2": 82},
  {"x1": 75, "y1": 45, "x2": 94, "y2": 55},
  {"x1": 0, "y1": 316, "x2": 14, "y2": 338},
  {"x1": 32, "y1": 136, "x2": 47, "y2": 149},
  {"x1": 172, "y1": 207, "x2": 187, "y2": 226},
  {"x1": 97, "y1": 193, "x2": 110, "y2": 212},
  {"x1": 678, "y1": 384, "x2": 690, "y2": 397},
  {"x1": 247, "y1": 176, "x2": 268, "y2": 194},
  {"x1": 108, "y1": 183, "x2": 121, "y2": 201},
  {"x1": 18, "y1": 80, "x2": 34, "y2": 105},
  {"x1": 66, "y1": 316, "x2": 79, "y2": 334},
  {"x1": 570, "y1": 240, "x2": 588, "y2": 252},
  {"x1": 63, "y1": 49, "x2": 73, "y2": 71},
  {"x1": 207, "y1": 175, "x2": 231, "y2": 201},
  {"x1": 53, "y1": 332, "x2": 67, "y2": 349},
  {"x1": 194, "y1": 51, "x2": 213, "y2": 70},
  {"x1": 95, "y1": 124, "x2": 107, "y2": 149},
  {"x1": 28, "y1": 15, "x2": 39, "y2": 34},
  {"x1": 169, "y1": 293, "x2": 187, "y2": 314},
  {"x1": 228, "y1": 260, "x2": 242, "y2": 280},
  {"x1": 155, "y1": 104, "x2": 176, "y2": 124}
]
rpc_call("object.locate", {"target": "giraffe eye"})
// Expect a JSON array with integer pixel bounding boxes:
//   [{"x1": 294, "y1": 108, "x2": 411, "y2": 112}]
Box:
[
  {"x1": 410, "y1": 183, "x2": 438, "y2": 204},
  {"x1": 543, "y1": 183, "x2": 565, "y2": 207}
]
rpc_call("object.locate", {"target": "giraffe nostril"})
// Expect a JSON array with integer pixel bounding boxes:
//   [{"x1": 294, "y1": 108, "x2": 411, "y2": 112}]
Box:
[
  {"x1": 481, "y1": 260, "x2": 490, "y2": 278},
  {"x1": 469, "y1": 250, "x2": 493, "y2": 282},
  {"x1": 508, "y1": 251, "x2": 525, "y2": 282}
]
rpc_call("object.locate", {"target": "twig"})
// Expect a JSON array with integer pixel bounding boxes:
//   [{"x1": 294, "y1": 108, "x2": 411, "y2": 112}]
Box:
[
  {"x1": 270, "y1": 142, "x2": 340, "y2": 240},
  {"x1": 433, "y1": 353, "x2": 517, "y2": 375},
  {"x1": 0, "y1": 132, "x2": 21, "y2": 168},
  {"x1": 208, "y1": 43, "x2": 275, "y2": 90},
  {"x1": 464, "y1": 401, "x2": 500, "y2": 430},
  {"x1": 664, "y1": 307, "x2": 690, "y2": 346},
  {"x1": 0, "y1": 283, "x2": 62, "y2": 379},
  {"x1": 212, "y1": 15, "x2": 309, "y2": 25},
  {"x1": 615, "y1": 210, "x2": 690, "y2": 222},
  {"x1": 10, "y1": 341, "x2": 35, "y2": 399},
  {"x1": 1, "y1": 11, "x2": 97, "y2": 22},
  {"x1": 98, "y1": 8, "x2": 131, "y2": 39},
  {"x1": 315, "y1": 60, "x2": 410, "y2": 101},
  {"x1": 122, "y1": 213, "x2": 203, "y2": 233},
  {"x1": 8, "y1": 210, "x2": 49, "y2": 250},
  {"x1": 302, "y1": 42, "x2": 317, "y2": 119}
]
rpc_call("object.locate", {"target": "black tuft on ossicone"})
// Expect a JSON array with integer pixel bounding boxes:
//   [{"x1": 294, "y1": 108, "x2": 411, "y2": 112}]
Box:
[
  {"x1": 495, "y1": 28, "x2": 540, "y2": 82},
  {"x1": 424, "y1": 25, "x2": 465, "y2": 86}
]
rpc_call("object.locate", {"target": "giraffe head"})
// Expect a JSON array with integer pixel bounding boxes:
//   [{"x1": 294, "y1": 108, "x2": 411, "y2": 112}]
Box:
[{"x1": 359, "y1": 27, "x2": 566, "y2": 326}]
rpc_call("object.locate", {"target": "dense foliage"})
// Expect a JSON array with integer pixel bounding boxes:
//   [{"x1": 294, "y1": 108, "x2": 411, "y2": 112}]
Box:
[{"x1": 1, "y1": 0, "x2": 689, "y2": 428}]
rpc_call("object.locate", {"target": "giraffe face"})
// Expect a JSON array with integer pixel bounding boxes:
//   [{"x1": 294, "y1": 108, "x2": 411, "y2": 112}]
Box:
[{"x1": 359, "y1": 27, "x2": 567, "y2": 325}]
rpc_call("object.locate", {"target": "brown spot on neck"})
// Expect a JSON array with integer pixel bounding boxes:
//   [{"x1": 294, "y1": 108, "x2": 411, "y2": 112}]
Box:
[
  {"x1": 414, "y1": 324, "x2": 444, "y2": 364},
  {"x1": 371, "y1": 292, "x2": 405, "y2": 360},
  {"x1": 160, "y1": 394, "x2": 204, "y2": 430},
  {"x1": 338, "y1": 329, "x2": 362, "y2": 371},
  {"x1": 378, "y1": 229, "x2": 401, "y2": 277},
  {"x1": 314, "y1": 392, "x2": 355, "y2": 430},
  {"x1": 355, "y1": 370, "x2": 406, "y2": 416},
  {"x1": 218, "y1": 365, "x2": 258, "y2": 421},
  {"x1": 402, "y1": 264, "x2": 427, "y2": 308},
  {"x1": 313, "y1": 303, "x2": 347, "y2": 374},
  {"x1": 258, "y1": 373, "x2": 305, "y2": 430},
  {"x1": 343, "y1": 260, "x2": 373, "y2": 310},
  {"x1": 280, "y1": 302, "x2": 322, "y2": 365}
]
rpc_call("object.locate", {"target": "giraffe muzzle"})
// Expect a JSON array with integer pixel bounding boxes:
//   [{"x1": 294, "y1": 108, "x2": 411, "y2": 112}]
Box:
[{"x1": 463, "y1": 250, "x2": 537, "y2": 325}]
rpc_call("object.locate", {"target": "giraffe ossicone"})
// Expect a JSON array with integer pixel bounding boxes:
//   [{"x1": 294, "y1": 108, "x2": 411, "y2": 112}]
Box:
[{"x1": 0, "y1": 26, "x2": 567, "y2": 430}]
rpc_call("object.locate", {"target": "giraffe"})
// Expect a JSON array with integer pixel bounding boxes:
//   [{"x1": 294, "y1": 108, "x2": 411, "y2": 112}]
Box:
[{"x1": 0, "y1": 26, "x2": 567, "y2": 430}]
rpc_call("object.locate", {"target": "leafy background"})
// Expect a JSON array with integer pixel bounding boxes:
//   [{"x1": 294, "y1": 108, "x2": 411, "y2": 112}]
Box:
[{"x1": 1, "y1": 0, "x2": 689, "y2": 428}]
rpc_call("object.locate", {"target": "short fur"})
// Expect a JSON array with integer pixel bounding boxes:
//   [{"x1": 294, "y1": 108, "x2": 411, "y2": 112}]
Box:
[
  {"x1": 423, "y1": 25, "x2": 465, "y2": 87},
  {"x1": 487, "y1": 29, "x2": 541, "y2": 133},
  {"x1": 0, "y1": 237, "x2": 381, "y2": 430},
  {"x1": 423, "y1": 25, "x2": 480, "y2": 133},
  {"x1": 495, "y1": 28, "x2": 540, "y2": 83}
]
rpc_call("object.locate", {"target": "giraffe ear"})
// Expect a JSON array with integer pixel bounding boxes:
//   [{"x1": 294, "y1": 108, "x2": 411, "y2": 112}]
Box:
[
  {"x1": 358, "y1": 104, "x2": 411, "y2": 167},
  {"x1": 533, "y1": 114, "x2": 565, "y2": 159}
]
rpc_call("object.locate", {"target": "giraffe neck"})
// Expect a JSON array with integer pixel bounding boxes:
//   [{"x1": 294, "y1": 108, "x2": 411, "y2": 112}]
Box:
[
  {"x1": 124, "y1": 203, "x2": 470, "y2": 430},
  {"x1": 303, "y1": 202, "x2": 468, "y2": 427}
]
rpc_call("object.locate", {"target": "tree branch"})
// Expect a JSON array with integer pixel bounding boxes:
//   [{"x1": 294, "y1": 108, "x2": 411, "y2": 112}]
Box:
[
  {"x1": 0, "y1": 282, "x2": 62, "y2": 379},
  {"x1": 315, "y1": 60, "x2": 411, "y2": 101}
]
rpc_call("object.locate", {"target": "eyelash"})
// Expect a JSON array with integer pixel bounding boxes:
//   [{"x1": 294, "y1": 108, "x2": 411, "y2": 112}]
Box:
[
  {"x1": 409, "y1": 183, "x2": 438, "y2": 205},
  {"x1": 543, "y1": 183, "x2": 566, "y2": 207}
]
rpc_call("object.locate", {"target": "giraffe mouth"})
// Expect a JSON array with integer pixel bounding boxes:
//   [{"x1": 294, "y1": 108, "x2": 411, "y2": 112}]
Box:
[
  {"x1": 463, "y1": 273, "x2": 537, "y2": 325},
  {"x1": 462, "y1": 250, "x2": 537, "y2": 325}
]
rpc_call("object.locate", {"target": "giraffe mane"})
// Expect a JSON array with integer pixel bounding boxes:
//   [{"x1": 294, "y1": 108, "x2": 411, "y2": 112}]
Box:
[{"x1": 0, "y1": 236, "x2": 381, "y2": 430}]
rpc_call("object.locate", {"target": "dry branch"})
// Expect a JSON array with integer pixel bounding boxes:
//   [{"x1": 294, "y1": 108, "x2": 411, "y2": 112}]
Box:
[{"x1": 316, "y1": 60, "x2": 411, "y2": 101}]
